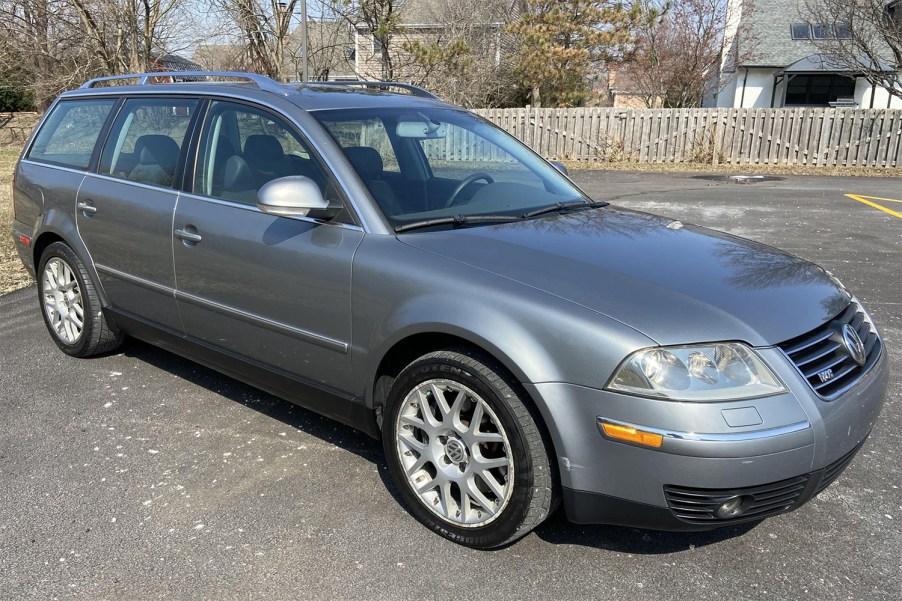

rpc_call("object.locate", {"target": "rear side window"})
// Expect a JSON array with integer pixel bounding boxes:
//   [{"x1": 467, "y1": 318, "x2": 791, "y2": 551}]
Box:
[
  {"x1": 99, "y1": 97, "x2": 199, "y2": 188},
  {"x1": 27, "y1": 99, "x2": 116, "y2": 169}
]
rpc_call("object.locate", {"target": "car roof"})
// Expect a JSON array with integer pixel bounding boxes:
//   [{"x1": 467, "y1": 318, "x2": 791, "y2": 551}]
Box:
[{"x1": 59, "y1": 74, "x2": 452, "y2": 113}]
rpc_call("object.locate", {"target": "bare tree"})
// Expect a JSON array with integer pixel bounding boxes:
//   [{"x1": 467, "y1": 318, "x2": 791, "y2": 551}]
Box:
[
  {"x1": 1, "y1": 0, "x2": 210, "y2": 109},
  {"x1": 68, "y1": 0, "x2": 189, "y2": 74},
  {"x1": 212, "y1": 0, "x2": 300, "y2": 80},
  {"x1": 803, "y1": 0, "x2": 902, "y2": 101},
  {"x1": 623, "y1": 0, "x2": 756, "y2": 108},
  {"x1": 0, "y1": 1, "x2": 95, "y2": 109},
  {"x1": 395, "y1": 0, "x2": 514, "y2": 107}
]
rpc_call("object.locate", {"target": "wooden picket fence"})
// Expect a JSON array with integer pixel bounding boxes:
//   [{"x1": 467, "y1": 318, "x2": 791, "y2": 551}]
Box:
[
  {"x1": 473, "y1": 107, "x2": 902, "y2": 168},
  {"x1": 0, "y1": 112, "x2": 40, "y2": 147}
]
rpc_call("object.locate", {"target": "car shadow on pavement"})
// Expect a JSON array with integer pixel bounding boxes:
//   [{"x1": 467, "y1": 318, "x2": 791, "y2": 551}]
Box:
[
  {"x1": 120, "y1": 338, "x2": 385, "y2": 463},
  {"x1": 533, "y1": 510, "x2": 759, "y2": 553},
  {"x1": 121, "y1": 337, "x2": 760, "y2": 551}
]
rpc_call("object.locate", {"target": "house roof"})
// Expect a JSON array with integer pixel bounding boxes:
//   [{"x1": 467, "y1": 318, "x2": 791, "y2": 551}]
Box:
[
  {"x1": 735, "y1": 0, "x2": 821, "y2": 67},
  {"x1": 777, "y1": 53, "x2": 897, "y2": 74},
  {"x1": 155, "y1": 54, "x2": 203, "y2": 71}
]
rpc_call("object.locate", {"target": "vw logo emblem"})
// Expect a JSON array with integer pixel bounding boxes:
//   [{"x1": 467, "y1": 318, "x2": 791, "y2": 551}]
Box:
[
  {"x1": 445, "y1": 439, "x2": 467, "y2": 464},
  {"x1": 841, "y1": 324, "x2": 866, "y2": 366}
]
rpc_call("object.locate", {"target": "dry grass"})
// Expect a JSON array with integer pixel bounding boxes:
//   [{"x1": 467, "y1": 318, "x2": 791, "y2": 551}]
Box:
[
  {"x1": 1, "y1": 145, "x2": 32, "y2": 294},
  {"x1": 560, "y1": 160, "x2": 902, "y2": 178}
]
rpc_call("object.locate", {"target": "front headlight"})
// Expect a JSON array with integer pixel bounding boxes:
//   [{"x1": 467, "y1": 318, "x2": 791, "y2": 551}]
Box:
[{"x1": 605, "y1": 343, "x2": 786, "y2": 401}]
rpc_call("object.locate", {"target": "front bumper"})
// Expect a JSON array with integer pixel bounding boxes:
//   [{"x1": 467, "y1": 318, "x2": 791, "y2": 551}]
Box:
[{"x1": 526, "y1": 344, "x2": 887, "y2": 530}]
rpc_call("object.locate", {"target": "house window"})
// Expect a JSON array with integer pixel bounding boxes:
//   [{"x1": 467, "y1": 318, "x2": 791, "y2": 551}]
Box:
[
  {"x1": 792, "y1": 23, "x2": 852, "y2": 40},
  {"x1": 345, "y1": 47, "x2": 356, "y2": 60},
  {"x1": 372, "y1": 35, "x2": 384, "y2": 55},
  {"x1": 785, "y1": 74, "x2": 856, "y2": 106},
  {"x1": 791, "y1": 24, "x2": 810, "y2": 39},
  {"x1": 811, "y1": 25, "x2": 833, "y2": 39}
]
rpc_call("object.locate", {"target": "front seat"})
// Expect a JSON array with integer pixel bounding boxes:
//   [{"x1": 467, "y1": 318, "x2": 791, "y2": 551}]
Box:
[
  {"x1": 244, "y1": 134, "x2": 290, "y2": 187},
  {"x1": 129, "y1": 135, "x2": 180, "y2": 187},
  {"x1": 342, "y1": 146, "x2": 404, "y2": 216}
]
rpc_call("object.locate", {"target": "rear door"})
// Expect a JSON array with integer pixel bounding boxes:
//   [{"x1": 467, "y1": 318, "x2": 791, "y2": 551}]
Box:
[
  {"x1": 173, "y1": 99, "x2": 363, "y2": 391},
  {"x1": 76, "y1": 96, "x2": 200, "y2": 330}
]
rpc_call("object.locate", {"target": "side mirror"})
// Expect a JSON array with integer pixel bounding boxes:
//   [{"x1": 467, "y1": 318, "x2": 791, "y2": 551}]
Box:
[
  {"x1": 256, "y1": 176, "x2": 341, "y2": 220},
  {"x1": 550, "y1": 161, "x2": 569, "y2": 176}
]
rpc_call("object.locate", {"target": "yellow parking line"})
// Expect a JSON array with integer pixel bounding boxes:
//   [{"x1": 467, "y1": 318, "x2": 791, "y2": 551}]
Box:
[
  {"x1": 850, "y1": 195, "x2": 902, "y2": 204},
  {"x1": 845, "y1": 194, "x2": 902, "y2": 220}
]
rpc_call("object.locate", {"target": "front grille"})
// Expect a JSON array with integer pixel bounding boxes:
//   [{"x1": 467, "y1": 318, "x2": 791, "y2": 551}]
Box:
[
  {"x1": 664, "y1": 476, "x2": 809, "y2": 524},
  {"x1": 778, "y1": 301, "x2": 882, "y2": 399}
]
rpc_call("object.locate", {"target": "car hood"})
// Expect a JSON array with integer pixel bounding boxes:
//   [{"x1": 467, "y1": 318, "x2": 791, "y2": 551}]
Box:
[{"x1": 398, "y1": 206, "x2": 851, "y2": 347}]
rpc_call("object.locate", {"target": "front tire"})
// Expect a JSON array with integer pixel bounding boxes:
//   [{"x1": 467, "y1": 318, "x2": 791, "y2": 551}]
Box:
[
  {"x1": 37, "y1": 242, "x2": 123, "y2": 357},
  {"x1": 383, "y1": 348, "x2": 557, "y2": 548}
]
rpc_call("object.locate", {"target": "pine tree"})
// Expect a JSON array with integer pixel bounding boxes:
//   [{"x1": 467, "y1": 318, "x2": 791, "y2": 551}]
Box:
[{"x1": 509, "y1": 0, "x2": 645, "y2": 107}]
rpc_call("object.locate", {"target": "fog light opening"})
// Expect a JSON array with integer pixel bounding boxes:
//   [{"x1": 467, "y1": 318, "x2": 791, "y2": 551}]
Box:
[{"x1": 715, "y1": 496, "x2": 748, "y2": 519}]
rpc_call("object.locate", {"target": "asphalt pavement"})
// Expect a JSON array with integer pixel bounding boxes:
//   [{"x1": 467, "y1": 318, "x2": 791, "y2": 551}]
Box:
[{"x1": 1, "y1": 170, "x2": 900, "y2": 600}]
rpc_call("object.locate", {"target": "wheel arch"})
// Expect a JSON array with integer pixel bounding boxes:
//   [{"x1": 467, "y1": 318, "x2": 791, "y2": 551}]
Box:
[
  {"x1": 31, "y1": 224, "x2": 111, "y2": 308},
  {"x1": 370, "y1": 330, "x2": 561, "y2": 470}
]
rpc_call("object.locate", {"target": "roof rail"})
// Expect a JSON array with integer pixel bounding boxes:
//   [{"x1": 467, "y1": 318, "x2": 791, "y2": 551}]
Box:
[
  {"x1": 303, "y1": 81, "x2": 439, "y2": 100},
  {"x1": 79, "y1": 71, "x2": 286, "y2": 95}
]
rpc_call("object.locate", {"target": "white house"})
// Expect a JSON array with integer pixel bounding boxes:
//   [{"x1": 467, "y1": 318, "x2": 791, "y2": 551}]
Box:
[{"x1": 715, "y1": 0, "x2": 902, "y2": 109}]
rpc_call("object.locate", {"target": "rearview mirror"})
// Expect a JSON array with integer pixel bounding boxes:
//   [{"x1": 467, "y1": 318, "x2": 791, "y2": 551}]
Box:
[
  {"x1": 550, "y1": 161, "x2": 569, "y2": 176},
  {"x1": 396, "y1": 120, "x2": 447, "y2": 139},
  {"x1": 256, "y1": 176, "x2": 341, "y2": 220}
]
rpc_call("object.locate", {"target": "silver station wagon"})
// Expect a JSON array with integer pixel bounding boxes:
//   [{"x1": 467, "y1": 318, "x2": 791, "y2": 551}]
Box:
[{"x1": 11, "y1": 72, "x2": 887, "y2": 548}]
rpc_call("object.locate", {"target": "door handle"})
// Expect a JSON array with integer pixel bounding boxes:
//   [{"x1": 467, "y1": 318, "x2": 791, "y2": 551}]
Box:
[
  {"x1": 174, "y1": 228, "x2": 203, "y2": 244},
  {"x1": 77, "y1": 200, "x2": 97, "y2": 216}
]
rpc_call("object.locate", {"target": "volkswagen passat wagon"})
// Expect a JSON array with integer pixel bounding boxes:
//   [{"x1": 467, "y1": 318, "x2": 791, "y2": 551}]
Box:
[{"x1": 10, "y1": 72, "x2": 887, "y2": 548}]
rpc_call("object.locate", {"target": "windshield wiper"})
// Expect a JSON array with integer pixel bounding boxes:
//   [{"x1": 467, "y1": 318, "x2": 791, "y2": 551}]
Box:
[
  {"x1": 394, "y1": 214, "x2": 523, "y2": 233},
  {"x1": 521, "y1": 199, "x2": 608, "y2": 219}
]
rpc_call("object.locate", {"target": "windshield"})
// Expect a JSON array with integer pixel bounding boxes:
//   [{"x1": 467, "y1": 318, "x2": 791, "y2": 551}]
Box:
[{"x1": 312, "y1": 108, "x2": 589, "y2": 228}]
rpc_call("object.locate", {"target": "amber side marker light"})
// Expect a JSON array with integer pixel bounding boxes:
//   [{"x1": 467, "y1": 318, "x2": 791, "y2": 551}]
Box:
[{"x1": 600, "y1": 421, "x2": 664, "y2": 448}]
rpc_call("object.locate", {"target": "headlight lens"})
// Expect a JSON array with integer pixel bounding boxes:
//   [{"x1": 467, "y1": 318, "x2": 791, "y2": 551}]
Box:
[{"x1": 606, "y1": 343, "x2": 786, "y2": 401}]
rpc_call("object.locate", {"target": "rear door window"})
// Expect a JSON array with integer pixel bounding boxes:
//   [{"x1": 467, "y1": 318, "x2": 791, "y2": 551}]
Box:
[
  {"x1": 98, "y1": 97, "x2": 199, "y2": 188},
  {"x1": 27, "y1": 99, "x2": 116, "y2": 169}
]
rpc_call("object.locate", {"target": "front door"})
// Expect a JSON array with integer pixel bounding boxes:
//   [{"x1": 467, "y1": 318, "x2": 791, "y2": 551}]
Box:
[
  {"x1": 173, "y1": 100, "x2": 363, "y2": 392},
  {"x1": 76, "y1": 96, "x2": 200, "y2": 330}
]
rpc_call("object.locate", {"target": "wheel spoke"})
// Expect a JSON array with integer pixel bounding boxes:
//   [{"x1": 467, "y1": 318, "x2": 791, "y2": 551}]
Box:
[
  {"x1": 464, "y1": 476, "x2": 497, "y2": 517},
  {"x1": 477, "y1": 469, "x2": 507, "y2": 500},
  {"x1": 473, "y1": 453, "x2": 509, "y2": 470},
  {"x1": 404, "y1": 453, "x2": 429, "y2": 476},
  {"x1": 418, "y1": 388, "x2": 443, "y2": 429},
  {"x1": 398, "y1": 430, "x2": 427, "y2": 452},
  {"x1": 430, "y1": 382, "x2": 452, "y2": 417},
  {"x1": 415, "y1": 473, "x2": 439, "y2": 494}
]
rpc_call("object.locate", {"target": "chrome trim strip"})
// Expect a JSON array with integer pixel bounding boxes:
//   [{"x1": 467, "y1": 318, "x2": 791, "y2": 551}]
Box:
[
  {"x1": 597, "y1": 417, "x2": 811, "y2": 443},
  {"x1": 176, "y1": 191, "x2": 364, "y2": 232},
  {"x1": 20, "y1": 159, "x2": 89, "y2": 177},
  {"x1": 175, "y1": 290, "x2": 349, "y2": 354},
  {"x1": 86, "y1": 171, "x2": 182, "y2": 194},
  {"x1": 95, "y1": 264, "x2": 175, "y2": 296}
]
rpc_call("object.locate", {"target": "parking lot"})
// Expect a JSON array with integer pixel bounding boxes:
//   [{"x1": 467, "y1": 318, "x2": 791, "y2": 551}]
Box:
[{"x1": 1, "y1": 170, "x2": 900, "y2": 600}]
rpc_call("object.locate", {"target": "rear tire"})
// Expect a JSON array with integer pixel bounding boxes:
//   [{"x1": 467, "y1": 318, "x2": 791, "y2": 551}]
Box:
[
  {"x1": 37, "y1": 242, "x2": 123, "y2": 357},
  {"x1": 383, "y1": 348, "x2": 557, "y2": 549}
]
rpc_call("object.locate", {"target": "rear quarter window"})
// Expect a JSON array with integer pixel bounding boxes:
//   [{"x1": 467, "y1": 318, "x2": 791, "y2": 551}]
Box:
[{"x1": 27, "y1": 99, "x2": 116, "y2": 169}]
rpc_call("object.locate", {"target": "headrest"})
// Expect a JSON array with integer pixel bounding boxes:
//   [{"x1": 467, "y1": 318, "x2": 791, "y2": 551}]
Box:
[
  {"x1": 222, "y1": 155, "x2": 255, "y2": 192},
  {"x1": 343, "y1": 146, "x2": 384, "y2": 179},
  {"x1": 244, "y1": 135, "x2": 284, "y2": 161},
  {"x1": 134, "y1": 135, "x2": 180, "y2": 169}
]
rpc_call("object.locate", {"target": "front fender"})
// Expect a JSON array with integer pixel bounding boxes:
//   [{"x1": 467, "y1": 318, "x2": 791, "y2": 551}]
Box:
[{"x1": 350, "y1": 235, "x2": 655, "y2": 405}]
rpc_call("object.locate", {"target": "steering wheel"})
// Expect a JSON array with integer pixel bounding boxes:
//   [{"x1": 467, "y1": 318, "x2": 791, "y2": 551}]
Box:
[{"x1": 444, "y1": 172, "x2": 495, "y2": 208}]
